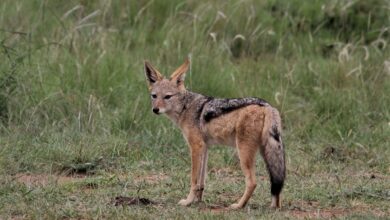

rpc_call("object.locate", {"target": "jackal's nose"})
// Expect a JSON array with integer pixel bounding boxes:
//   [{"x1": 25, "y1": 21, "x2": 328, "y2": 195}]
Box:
[{"x1": 152, "y1": 108, "x2": 160, "y2": 114}]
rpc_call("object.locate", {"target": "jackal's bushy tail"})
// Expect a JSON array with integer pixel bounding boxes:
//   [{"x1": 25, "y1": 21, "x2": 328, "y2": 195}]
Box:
[{"x1": 263, "y1": 107, "x2": 286, "y2": 196}]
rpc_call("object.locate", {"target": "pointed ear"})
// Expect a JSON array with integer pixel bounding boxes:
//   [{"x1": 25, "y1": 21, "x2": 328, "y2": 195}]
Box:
[
  {"x1": 144, "y1": 61, "x2": 163, "y2": 89},
  {"x1": 169, "y1": 59, "x2": 189, "y2": 90}
]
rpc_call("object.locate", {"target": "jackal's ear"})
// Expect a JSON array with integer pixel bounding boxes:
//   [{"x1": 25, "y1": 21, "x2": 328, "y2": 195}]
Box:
[
  {"x1": 144, "y1": 61, "x2": 163, "y2": 89},
  {"x1": 170, "y1": 59, "x2": 189, "y2": 90}
]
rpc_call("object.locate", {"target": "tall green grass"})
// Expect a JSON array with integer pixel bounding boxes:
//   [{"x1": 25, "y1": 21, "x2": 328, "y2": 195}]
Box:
[{"x1": 0, "y1": 0, "x2": 389, "y2": 218}]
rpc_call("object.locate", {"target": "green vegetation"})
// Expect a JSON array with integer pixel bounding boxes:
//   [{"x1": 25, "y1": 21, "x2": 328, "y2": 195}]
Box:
[{"x1": 1, "y1": 0, "x2": 389, "y2": 219}]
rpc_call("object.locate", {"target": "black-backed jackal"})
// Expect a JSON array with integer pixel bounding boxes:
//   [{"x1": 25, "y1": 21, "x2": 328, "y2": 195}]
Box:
[{"x1": 144, "y1": 59, "x2": 286, "y2": 209}]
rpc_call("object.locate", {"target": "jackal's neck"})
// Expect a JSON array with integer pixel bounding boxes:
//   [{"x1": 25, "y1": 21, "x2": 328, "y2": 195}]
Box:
[{"x1": 165, "y1": 90, "x2": 207, "y2": 125}]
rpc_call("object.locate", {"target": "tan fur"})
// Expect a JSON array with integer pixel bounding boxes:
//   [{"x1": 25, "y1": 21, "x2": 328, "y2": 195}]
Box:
[{"x1": 144, "y1": 59, "x2": 285, "y2": 209}]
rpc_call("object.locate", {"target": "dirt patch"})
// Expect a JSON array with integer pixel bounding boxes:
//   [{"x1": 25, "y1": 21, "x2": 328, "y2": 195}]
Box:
[
  {"x1": 199, "y1": 204, "x2": 230, "y2": 213},
  {"x1": 210, "y1": 167, "x2": 268, "y2": 183},
  {"x1": 197, "y1": 200, "x2": 389, "y2": 217},
  {"x1": 133, "y1": 172, "x2": 169, "y2": 185},
  {"x1": 287, "y1": 200, "x2": 388, "y2": 218},
  {"x1": 112, "y1": 196, "x2": 156, "y2": 206},
  {"x1": 13, "y1": 173, "x2": 87, "y2": 187},
  {"x1": 361, "y1": 172, "x2": 389, "y2": 180},
  {"x1": 289, "y1": 207, "x2": 351, "y2": 219},
  {"x1": 339, "y1": 168, "x2": 390, "y2": 180}
]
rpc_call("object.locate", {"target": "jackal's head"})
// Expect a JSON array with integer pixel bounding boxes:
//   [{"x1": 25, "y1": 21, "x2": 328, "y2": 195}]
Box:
[{"x1": 144, "y1": 59, "x2": 189, "y2": 115}]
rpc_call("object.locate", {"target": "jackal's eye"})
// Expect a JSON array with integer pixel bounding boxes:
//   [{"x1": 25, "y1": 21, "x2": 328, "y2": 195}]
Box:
[
  {"x1": 164, "y1": 95, "x2": 173, "y2": 100},
  {"x1": 151, "y1": 94, "x2": 157, "y2": 99}
]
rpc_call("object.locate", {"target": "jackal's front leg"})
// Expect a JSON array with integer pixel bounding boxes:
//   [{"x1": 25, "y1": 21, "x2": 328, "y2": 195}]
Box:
[
  {"x1": 195, "y1": 146, "x2": 208, "y2": 201},
  {"x1": 178, "y1": 140, "x2": 207, "y2": 206}
]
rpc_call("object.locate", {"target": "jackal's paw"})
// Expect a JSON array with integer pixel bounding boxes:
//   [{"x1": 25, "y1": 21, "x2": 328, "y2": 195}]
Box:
[
  {"x1": 229, "y1": 203, "x2": 243, "y2": 209},
  {"x1": 270, "y1": 203, "x2": 281, "y2": 209},
  {"x1": 271, "y1": 197, "x2": 281, "y2": 209},
  {"x1": 178, "y1": 199, "x2": 192, "y2": 206}
]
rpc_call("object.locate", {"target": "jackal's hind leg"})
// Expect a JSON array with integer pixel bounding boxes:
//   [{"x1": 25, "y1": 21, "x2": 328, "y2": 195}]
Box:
[{"x1": 229, "y1": 142, "x2": 258, "y2": 209}]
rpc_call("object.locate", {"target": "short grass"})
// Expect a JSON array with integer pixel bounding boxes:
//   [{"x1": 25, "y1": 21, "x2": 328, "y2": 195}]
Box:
[{"x1": 1, "y1": 0, "x2": 389, "y2": 219}]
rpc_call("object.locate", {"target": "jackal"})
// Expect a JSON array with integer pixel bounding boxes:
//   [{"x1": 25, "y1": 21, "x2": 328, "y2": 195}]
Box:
[{"x1": 143, "y1": 59, "x2": 286, "y2": 209}]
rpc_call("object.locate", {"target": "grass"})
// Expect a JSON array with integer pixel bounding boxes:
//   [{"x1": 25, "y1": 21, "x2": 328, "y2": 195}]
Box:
[{"x1": 0, "y1": 0, "x2": 389, "y2": 219}]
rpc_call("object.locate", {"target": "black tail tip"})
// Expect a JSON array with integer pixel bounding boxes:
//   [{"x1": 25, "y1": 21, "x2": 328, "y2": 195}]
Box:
[{"x1": 271, "y1": 180, "x2": 284, "y2": 196}]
